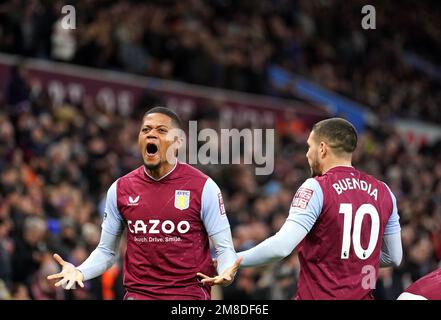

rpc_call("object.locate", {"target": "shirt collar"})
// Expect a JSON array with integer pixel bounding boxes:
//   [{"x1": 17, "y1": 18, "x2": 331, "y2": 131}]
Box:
[{"x1": 143, "y1": 161, "x2": 178, "y2": 181}]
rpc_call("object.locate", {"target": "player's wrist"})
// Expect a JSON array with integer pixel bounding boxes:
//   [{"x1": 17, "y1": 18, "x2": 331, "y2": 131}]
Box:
[{"x1": 76, "y1": 268, "x2": 85, "y2": 281}]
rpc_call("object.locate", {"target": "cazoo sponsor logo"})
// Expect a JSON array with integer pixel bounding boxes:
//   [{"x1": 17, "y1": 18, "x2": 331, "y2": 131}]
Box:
[{"x1": 127, "y1": 219, "x2": 190, "y2": 234}]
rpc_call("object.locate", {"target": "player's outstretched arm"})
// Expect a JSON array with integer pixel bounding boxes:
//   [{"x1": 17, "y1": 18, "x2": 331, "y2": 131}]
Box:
[
  {"x1": 237, "y1": 219, "x2": 307, "y2": 267},
  {"x1": 236, "y1": 178, "x2": 321, "y2": 268},
  {"x1": 197, "y1": 227, "x2": 240, "y2": 286},
  {"x1": 47, "y1": 254, "x2": 84, "y2": 290}
]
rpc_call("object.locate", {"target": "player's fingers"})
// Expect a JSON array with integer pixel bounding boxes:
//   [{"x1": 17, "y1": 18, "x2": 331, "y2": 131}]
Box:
[
  {"x1": 214, "y1": 275, "x2": 231, "y2": 284},
  {"x1": 65, "y1": 279, "x2": 75, "y2": 290},
  {"x1": 201, "y1": 278, "x2": 216, "y2": 285},
  {"x1": 53, "y1": 254, "x2": 65, "y2": 266},
  {"x1": 55, "y1": 278, "x2": 68, "y2": 287},
  {"x1": 47, "y1": 272, "x2": 64, "y2": 280},
  {"x1": 77, "y1": 280, "x2": 84, "y2": 288},
  {"x1": 196, "y1": 272, "x2": 210, "y2": 280}
]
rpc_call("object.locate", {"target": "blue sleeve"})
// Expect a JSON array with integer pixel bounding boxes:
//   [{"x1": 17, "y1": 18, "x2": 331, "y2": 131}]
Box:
[
  {"x1": 383, "y1": 184, "x2": 401, "y2": 235},
  {"x1": 201, "y1": 178, "x2": 230, "y2": 236},
  {"x1": 287, "y1": 178, "x2": 323, "y2": 232},
  {"x1": 210, "y1": 228, "x2": 238, "y2": 274},
  {"x1": 380, "y1": 233, "x2": 402, "y2": 267},
  {"x1": 77, "y1": 229, "x2": 121, "y2": 281},
  {"x1": 238, "y1": 219, "x2": 308, "y2": 267},
  {"x1": 101, "y1": 180, "x2": 125, "y2": 236}
]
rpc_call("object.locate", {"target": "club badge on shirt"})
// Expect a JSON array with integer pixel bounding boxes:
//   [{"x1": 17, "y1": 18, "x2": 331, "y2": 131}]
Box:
[{"x1": 175, "y1": 190, "x2": 190, "y2": 210}]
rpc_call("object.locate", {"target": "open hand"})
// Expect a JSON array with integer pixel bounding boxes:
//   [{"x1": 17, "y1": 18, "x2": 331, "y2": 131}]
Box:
[
  {"x1": 197, "y1": 257, "x2": 242, "y2": 286},
  {"x1": 47, "y1": 254, "x2": 84, "y2": 290}
]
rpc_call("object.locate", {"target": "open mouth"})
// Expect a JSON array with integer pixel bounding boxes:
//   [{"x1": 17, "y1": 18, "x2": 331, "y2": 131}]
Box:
[{"x1": 146, "y1": 143, "x2": 159, "y2": 156}]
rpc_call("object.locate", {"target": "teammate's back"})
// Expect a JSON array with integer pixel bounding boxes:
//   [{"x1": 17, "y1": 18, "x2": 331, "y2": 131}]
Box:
[
  {"x1": 296, "y1": 166, "x2": 396, "y2": 299},
  {"x1": 238, "y1": 118, "x2": 402, "y2": 300}
]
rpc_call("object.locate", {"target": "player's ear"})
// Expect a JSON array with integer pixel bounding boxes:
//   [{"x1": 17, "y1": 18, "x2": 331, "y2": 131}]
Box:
[{"x1": 319, "y1": 141, "x2": 325, "y2": 157}]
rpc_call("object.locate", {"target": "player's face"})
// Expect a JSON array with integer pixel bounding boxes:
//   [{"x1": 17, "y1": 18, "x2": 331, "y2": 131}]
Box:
[
  {"x1": 138, "y1": 113, "x2": 177, "y2": 170},
  {"x1": 306, "y1": 131, "x2": 321, "y2": 177}
]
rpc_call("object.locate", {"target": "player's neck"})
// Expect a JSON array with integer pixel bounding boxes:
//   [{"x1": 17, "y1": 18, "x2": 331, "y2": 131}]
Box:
[
  {"x1": 145, "y1": 160, "x2": 177, "y2": 180},
  {"x1": 322, "y1": 159, "x2": 352, "y2": 174}
]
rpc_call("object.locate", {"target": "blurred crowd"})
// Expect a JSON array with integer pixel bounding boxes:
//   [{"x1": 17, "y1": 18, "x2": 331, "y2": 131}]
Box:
[
  {"x1": 0, "y1": 58, "x2": 440, "y2": 300},
  {"x1": 0, "y1": 0, "x2": 440, "y2": 123},
  {"x1": 1, "y1": 0, "x2": 441, "y2": 300}
]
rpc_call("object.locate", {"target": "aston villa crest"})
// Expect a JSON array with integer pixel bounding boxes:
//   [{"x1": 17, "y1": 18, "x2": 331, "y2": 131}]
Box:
[{"x1": 174, "y1": 190, "x2": 190, "y2": 210}]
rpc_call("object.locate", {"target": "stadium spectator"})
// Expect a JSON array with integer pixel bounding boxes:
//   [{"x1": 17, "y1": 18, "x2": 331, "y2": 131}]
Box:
[
  {"x1": 2, "y1": 1, "x2": 440, "y2": 123},
  {"x1": 0, "y1": 217, "x2": 13, "y2": 290},
  {"x1": 373, "y1": 267, "x2": 404, "y2": 300},
  {"x1": 11, "y1": 283, "x2": 31, "y2": 300},
  {"x1": 0, "y1": 90, "x2": 439, "y2": 299},
  {"x1": 11, "y1": 216, "x2": 48, "y2": 294},
  {"x1": 30, "y1": 252, "x2": 65, "y2": 300}
]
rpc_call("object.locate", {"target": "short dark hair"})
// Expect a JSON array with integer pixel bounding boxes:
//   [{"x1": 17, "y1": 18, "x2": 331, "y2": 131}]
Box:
[
  {"x1": 144, "y1": 106, "x2": 182, "y2": 129},
  {"x1": 312, "y1": 118, "x2": 358, "y2": 154}
]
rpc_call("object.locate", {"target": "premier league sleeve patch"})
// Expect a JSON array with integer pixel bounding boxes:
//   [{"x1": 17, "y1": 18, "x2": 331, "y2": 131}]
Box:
[
  {"x1": 218, "y1": 192, "x2": 226, "y2": 215},
  {"x1": 291, "y1": 187, "x2": 314, "y2": 209},
  {"x1": 175, "y1": 190, "x2": 190, "y2": 210}
]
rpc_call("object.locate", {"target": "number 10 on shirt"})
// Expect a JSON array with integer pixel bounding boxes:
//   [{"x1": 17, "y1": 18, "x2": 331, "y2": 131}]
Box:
[{"x1": 339, "y1": 203, "x2": 380, "y2": 260}]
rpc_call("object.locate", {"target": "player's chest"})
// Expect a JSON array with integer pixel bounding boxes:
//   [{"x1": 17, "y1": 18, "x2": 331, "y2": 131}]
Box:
[{"x1": 118, "y1": 184, "x2": 201, "y2": 222}]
